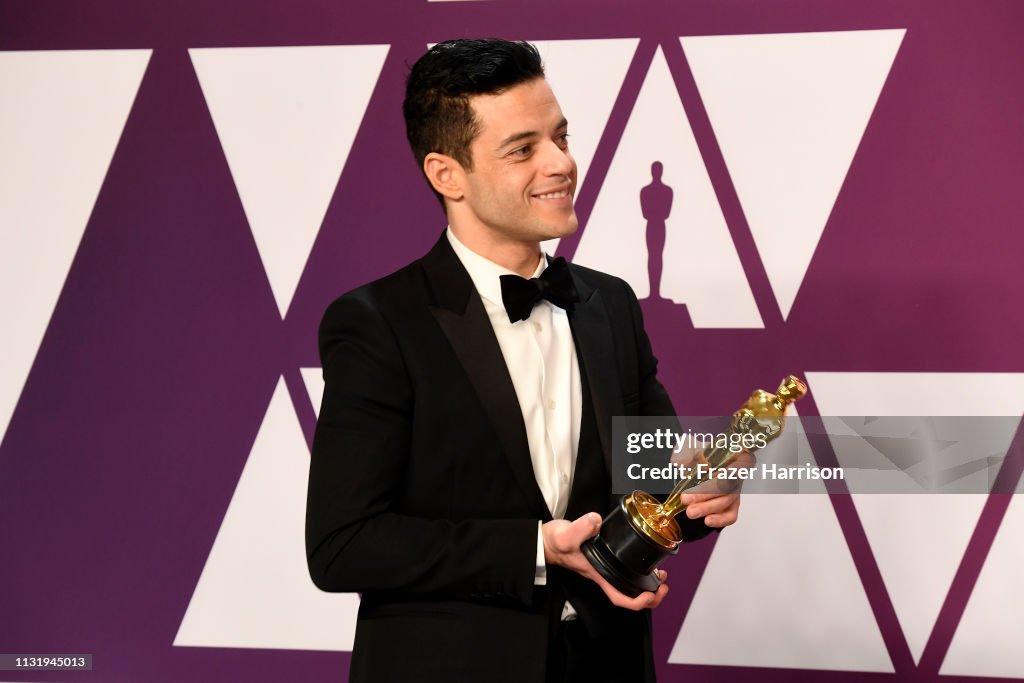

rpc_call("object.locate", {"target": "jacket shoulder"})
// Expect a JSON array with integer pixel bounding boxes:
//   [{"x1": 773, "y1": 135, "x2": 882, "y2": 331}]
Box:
[
  {"x1": 567, "y1": 261, "x2": 639, "y2": 307},
  {"x1": 316, "y1": 257, "x2": 432, "y2": 364},
  {"x1": 321, "y1": 258, "x2": 429, "y2": 323}
]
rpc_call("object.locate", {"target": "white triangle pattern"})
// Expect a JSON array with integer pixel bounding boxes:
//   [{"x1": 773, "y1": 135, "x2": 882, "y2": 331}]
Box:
[
  {"x1": 174, "y1": 377, "x2": 360, "y2": 651},
  {"x1": 807, "y1": 372, "x2": 1024, "y2": 666},
  {"x1": 574, "y1": 46, "x2": 762, "y2": 327},
  {"x1": 682, "y1": 30, "x2": 906, "y2": 319},
  {"x1": 942, "y1": 494, "x2": 1024, "y2": 678},
  {"x1": 0, "y1": 49, "x2": 151, "y2": 448},
  {"x1": 669, "y1": 406, "x2": 894, "y2": 672},
  {"x1": 300, "y1": 367, "x2": 325, "y2": 418},
  {"x1": 190, "y1": 44, "x2": 390, "y2": 317}
]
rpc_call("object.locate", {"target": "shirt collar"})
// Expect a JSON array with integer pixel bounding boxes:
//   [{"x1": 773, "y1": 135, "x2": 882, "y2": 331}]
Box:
[{"x1": 446, "y1": 227, "x2": 546, "y2": 307}]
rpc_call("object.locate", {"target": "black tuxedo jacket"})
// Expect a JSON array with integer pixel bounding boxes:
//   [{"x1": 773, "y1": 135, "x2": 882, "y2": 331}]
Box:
[{"x1": 306, "y1": 233, "x2": 713, "y2": 682}]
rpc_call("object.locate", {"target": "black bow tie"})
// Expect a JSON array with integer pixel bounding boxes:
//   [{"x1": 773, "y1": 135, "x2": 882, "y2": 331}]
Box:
[{"x1": 499, "y1": 256, "x2": 580, "y2": 323}]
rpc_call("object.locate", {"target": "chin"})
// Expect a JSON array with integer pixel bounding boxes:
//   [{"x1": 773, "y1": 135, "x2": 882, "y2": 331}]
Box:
[
  {"x1": 519, "y1": 213, "x2": 578, "y2": 243},
  {"x1": 548, "y1": 215, "x2": 579, "y2": 238},
  {"x1": 558, "y1": 219, "x2": 579, "y2": 238},
  {"x1": 537, "y1": 227, "x2": 576, "y2": 243}
]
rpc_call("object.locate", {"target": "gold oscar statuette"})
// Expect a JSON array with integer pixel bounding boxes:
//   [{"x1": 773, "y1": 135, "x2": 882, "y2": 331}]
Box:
[{"x1": 580, "y1": 376, "x2": 807, "y2": 597}]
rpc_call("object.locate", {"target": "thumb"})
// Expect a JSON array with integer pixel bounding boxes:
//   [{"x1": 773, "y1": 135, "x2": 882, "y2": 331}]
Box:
[
  {"x1": 674, "y1": 445, "x2": 708, "y2": 466},
  {"x1": 671, "y1": 444, "x2": 701, "y2": 464},
  {"x1": 565, "y1": 512, "x2": 602, "y2": 545}
]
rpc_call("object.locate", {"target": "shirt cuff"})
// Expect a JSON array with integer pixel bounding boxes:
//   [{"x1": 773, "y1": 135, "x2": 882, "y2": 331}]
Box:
[{"x1": 535, "y1": 521, "x2": 547, "y2": 585}]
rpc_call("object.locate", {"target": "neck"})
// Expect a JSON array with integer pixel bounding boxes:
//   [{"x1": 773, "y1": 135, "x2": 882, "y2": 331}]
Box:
[{"x1": 449, "y1": 221, "x2": 542, "y2": 278}]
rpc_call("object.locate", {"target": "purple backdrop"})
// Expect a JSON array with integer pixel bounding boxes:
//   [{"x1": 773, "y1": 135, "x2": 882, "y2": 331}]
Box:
[{"x1": 2, "y1": 0, "x2": 1023, "y2": 681}]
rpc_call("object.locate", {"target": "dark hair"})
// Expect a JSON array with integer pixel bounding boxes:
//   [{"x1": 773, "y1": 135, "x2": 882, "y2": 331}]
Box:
[{"x1": 403, "y1": 38, "x2": 545, "y2": 209}]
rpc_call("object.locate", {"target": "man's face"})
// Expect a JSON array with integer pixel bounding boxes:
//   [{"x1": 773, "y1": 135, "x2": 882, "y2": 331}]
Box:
[{"x1": 457, "y1": 78, "x2": 578, "y2": 245}]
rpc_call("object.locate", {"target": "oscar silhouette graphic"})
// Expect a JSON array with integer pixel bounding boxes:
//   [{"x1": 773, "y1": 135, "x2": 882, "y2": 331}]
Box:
[
  {"x1": 639, "y1": 161, "x2": 692, "y2": 327},
  {"x1": 641, "y1": 161, "x2": 672, "y2": 302}
]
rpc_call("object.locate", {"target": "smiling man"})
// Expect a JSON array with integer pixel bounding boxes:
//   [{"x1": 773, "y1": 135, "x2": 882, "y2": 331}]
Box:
[
  {"x1": 306, "y1": 39, "x2": 740, "y2": 683},
  {"x1": 428, "y1": 75, "x2": 577, "y2": 274}
]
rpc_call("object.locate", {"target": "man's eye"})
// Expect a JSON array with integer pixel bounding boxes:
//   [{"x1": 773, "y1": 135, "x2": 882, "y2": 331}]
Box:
[
  {"x1": 513, "y1": 145, "x2": 532, "y2": 157},
  {"x1": 558, "y1": 133, "x2": 570, "y2": 147}
]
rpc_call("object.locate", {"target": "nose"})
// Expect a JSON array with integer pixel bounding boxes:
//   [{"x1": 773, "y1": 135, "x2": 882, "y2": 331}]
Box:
[{"x1": 540, "y1": 138, "x2": 575, "y2": 179}]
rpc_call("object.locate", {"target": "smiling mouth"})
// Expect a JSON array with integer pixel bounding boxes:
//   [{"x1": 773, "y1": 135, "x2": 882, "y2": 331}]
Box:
[{"x1": 533, "y1": 189, "x2": 571, "y2": 200}]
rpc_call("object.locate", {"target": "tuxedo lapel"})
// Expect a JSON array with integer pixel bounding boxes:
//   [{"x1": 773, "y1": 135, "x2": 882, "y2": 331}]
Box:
[
  {"x1": 567, "y1": 269, "x2": 624, "y2": 476},
  {"x1": 422, "y1": 235, "x2": 552, "y2": 521}
]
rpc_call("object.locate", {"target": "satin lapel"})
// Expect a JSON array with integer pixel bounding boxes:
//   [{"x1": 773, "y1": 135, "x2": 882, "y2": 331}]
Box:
[
  {"x1": 423, "y1": 236, "x2": 552, "y2": 521},
  {"x1": 568, "y1": 272, "x2": 624, "y2": 475}
]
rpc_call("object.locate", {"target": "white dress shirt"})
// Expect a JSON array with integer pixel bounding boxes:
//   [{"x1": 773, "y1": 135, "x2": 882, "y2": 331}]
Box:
[{"x1": 447, "y1": 228, "x2": 582, "y2": 619}]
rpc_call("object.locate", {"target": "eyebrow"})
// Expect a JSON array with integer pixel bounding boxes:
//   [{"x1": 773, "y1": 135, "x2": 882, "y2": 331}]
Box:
[{"x1": 496, "y1": 117, "x2": 569, "y2": 151}]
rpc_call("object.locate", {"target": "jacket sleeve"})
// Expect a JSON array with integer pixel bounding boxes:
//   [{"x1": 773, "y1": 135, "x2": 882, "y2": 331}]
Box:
[{"x1": 305, "y1": 292, "x2": 538, "y2": 603}]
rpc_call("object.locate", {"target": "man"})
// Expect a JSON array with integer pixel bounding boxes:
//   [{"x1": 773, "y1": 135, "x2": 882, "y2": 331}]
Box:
[{"x1": 306, "y1": 39, "x2": 741, "y2": 682}]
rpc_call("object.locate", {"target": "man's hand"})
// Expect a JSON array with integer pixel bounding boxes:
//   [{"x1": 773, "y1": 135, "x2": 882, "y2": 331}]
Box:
[
  {"x1": 541, "y1": 513, "x2": 668, "y2": 611},
  {"x1": 678, "y1": 491, "x2": 741, "y2": 528},
  {"x1": 670, "y1": 445, "x2": 751, "y2": 529}
]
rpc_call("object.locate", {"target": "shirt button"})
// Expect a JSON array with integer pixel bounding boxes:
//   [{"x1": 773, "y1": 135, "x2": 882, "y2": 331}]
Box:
[
  {"x1": 562, "y1": 473, "x2": 569, "y2": 483},
  {"x1": 534, "y1": 321, "x2": 542, "y2": 332},
  {"x1": 548, "y1": 399, "x2": 556, "y2": 410}
]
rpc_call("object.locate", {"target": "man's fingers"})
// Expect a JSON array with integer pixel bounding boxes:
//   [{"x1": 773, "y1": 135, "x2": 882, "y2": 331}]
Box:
[
  {"x1": 608, "y1": 583, "x2": 669, "y2": 611},
  {"x1": 553, "y1": 515, "x2": 673, "y2": 611},
  {"x1": 650, "y1": 581, "x2": 669, "y2": 608},
  {"x1": 680, "y1": 491, "x2": 739, "y2": 507},
  {"x1": 587, "y1": 566, "x2": 670, "y2": 610},
  {"x1": 733, "y1": 449, "x2": 756, "y2": 467},
  {"x1": 670, "y1": 445, "x2": 704, "y2": 465},
  {"x1": 680, "y1": 492, "x2": 741, "y2": 528},
  {"x1": 679, "y1": 492, "x2": 724, "y2": 506},
  {"x1": 562, "y1": 512, "x2": 601, "y2": 547},
  {"x1": 679, "y1": 477, "x2": 733, "y2": 498},
  {"x1": 678, "y1": 493, "x2": 699, "y2": 505},
  {"x1": 605, "y1": 585, "x2": 656, "y2": 610},
  {"x1": 704, "y1": 510, "x2": 738, "y2": 528},
  {"x1": 685, "y1": 493, "x2": 739, "y2": 519}
]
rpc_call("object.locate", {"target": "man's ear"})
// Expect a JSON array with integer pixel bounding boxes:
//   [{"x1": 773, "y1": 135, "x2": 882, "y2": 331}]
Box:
[{"x1": 423, "y1": 152, "x2": 466, "y2": 203}]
